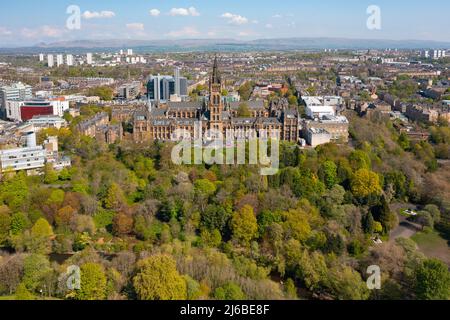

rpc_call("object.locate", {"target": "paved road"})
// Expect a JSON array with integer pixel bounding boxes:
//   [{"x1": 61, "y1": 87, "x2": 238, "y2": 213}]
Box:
[{"x1": 389, "y1": 215, "x2": 422, "y2": 242}]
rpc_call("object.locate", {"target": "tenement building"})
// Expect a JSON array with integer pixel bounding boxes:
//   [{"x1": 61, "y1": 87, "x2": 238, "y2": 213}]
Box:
[{"x1": 133, "y1": 58, "x2": 300, "y2": 143}]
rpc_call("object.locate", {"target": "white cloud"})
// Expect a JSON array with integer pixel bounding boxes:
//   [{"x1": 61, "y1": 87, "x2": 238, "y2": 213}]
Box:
[
  {"x1": 82, "y1": 11, "x2": 116, "y2": 19},
  {"x1": 265, "y1": 24, "x2": 273, "y2": 29},
  {"x1": 166, "y1": 26, "x2": 200, "y2": 38},
  {"x1": 238, "y1": 31, "x2": 251, "y2": 37},
  {"x1": 21, "y1": 25, "x2": 65, "y2": 38},
  {"x1": 287, "y1": 21, "x2": 296, "y2": 28},
  {"x1": 149, "y1": 9, "x2": 161, "y2": 17},
  {"x1": 126, "y1": 23, "x2": 144, "y2": 31},
  {"x1": 221, "y1": 13, "x2": 249, "y2": 25},
  {"x1": 0, "y1": 27, "x2": 12, "y2": 36},
  {"x1": 273, "y1": 14, "x2": 283, "y2": 18},
  {"x1": 169, "y1": 7, "x2": 200, "y2": 17}
]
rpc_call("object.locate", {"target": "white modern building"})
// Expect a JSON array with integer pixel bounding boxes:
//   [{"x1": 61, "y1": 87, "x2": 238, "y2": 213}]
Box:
[
  {"x1": 4, "y1": 98, "x2": 69, "y2": 122},
  {"x1": 423, "y1": 49, "x2": 447, "y2": 59},
  {"x1": 4, "y1": 100, "x2": 25, "y2": 121},
  {"x1": 39, "y1": 54, "x2": 44, "y2": 62},
  {"x1": 305, "y1": 105, "x2": 335, "y2": 119},
  {"x1": 56, "y1": 54, "x2": 64, "y2": 67},
  {"x1": 0, "y1": 132, "x2": 46, "y2": 174},
  {"x1": 86, "y1": 53, "x2": 93, "y2": 65},
  {"x1": 174, "y1": 67, "x2": 181, "y2": 96},
  {"x1": 127, "y1": 49, "x2": 133, "y2": 56},
  {"x1": 0, "y1": 132, "x2": 71, "y2": 175},
  {"x1": 49, "y1": 98, "x2": 70, "y2": 116},
  {"x1": 66, "y1": 54, "x2": 74, "y2": 66},
  {"x1": 302, "y1": 96, "x2": 338, "y2": 119},
  {"x1": 28, "y1": 115, "x2": 67, "y2": 130},
  {"x1": 306, "y1": 128, "x2": 332, "y2": 148},
  {"x1": 47, "y1": 55, "x2": 54, "y2": 68},
  {"x1": 0, "y1": 82, "x2": 33, "y2": 118}
]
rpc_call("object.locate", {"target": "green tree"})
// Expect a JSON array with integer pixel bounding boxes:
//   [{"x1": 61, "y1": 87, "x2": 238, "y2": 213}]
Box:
[
  {"x1": 296, "y1": 249, "x2": 328, "y2": 291},
  {"x1": 103, "y1": 183, "x2": 126, "y2": 210},
  {"x1": 318, "y1": 160, "x2": 337, "y2": 189},
  {"x1": 237, "y1": 103, "x2": 251, "y2": 117},
  {"x1": 194, "y1": 179, "x2": 217, "y2": 211},
  {"x1": 398, "y1": 132, "x2": 411, "y2": 151},
  {"x1": 238, "y1": 82, "x2": 254, "y2": 101},
  {"x1": 43, "y1": 163, "x2": 58, "y2": 184},
  {"x1": 22, "y1": 254, "x2": 52, "y2": 292},
  {"x1": 0, "y1": 208, "x2": 11, "y2": 245},
  {"x1": 214, "y1": 282, "x2": 246, "y2": 300},
  {"x1": 424, "y1": 205, "x2": 441, "y2": 224},
  {"x1": 31, "y1": 218, "x2": 53, "y2": 238},
  {"x1": 184, "y1": 275, "x2": 202, "y2": 300},
  {"x1": 371, "y1": 196, "x2": 396, "y2": 232},
  {"x1": 10, "y1": 212, "x2": 29, "y2": 235},
  {"x1": 87, "y1": 86, "x2": 114, "y2": 101},
  {"x1": 133, "y1": 255, "x2": 187, "y2": 300},
  {"x1": 15, "y1": 282, "x2": 35, "y2": 300},
  {"x1": 200, "y1": 228, "x2": 222, "y2": 248},
  {"x1": 28, "y1": 218, "x2": 54, "y2": 254},
  {"x1": 284, "y1": 278, "x2": 298, "y2": 299},
  {"x1": 415, "y1": 259, "x2": 450, "y2": 300},
  {"x1": 230, "y1": 205, "x2": 258, "y2": 246},
  {"x1": 327, "y1": 265, "x2": 369, "y2": 300},
  {"x1": 0, "y1": 172, "x2": 29, "y2": 210},
  {"x1": 75, "y1": 263, "x2": 107, "y2": 300},
  {"x1": 201, "y1": 204, "x2": 232, "y2": 233},
  {"x1": 349, "y1": 150, "x2": 371, "y2": 170}
]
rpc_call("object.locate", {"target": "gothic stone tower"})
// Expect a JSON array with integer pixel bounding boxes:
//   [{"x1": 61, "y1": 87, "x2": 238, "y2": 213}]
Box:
[{"x1": 209, "y1": 56, "x2": 224, "y2": 135}]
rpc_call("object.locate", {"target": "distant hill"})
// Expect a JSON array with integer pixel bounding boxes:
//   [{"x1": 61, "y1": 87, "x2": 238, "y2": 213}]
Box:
[{"x1": 1, "y1": 37, "x2": 449, "y2": 54}]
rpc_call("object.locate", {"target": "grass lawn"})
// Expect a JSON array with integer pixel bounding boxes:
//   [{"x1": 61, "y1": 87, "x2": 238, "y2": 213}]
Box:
[
  {"x1": 0, "y1": 296, "x2": 15, "y2": 300},
  {"x1": 412, "y1": 230, "x2": 450, "y2": 266}
]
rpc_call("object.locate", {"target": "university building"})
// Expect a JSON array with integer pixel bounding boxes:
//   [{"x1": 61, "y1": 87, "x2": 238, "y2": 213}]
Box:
[{"x1": 133, "y1": 58, "x2": 300, "y2": 143}]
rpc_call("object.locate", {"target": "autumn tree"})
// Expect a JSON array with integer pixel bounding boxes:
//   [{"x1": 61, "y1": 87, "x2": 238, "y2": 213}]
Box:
[
  {"x1": 113, "y1": 212, "x2": 134, "y2": 236},
  {"x1": 133, "y1": 254, "x2": 187, "y2": 300},
  {"x1": 351, "y1": 169, "x2": 382, "y2": 200},
  {"x1": 29, "y1": 218, "x2": 54, "y2": 254},
  {"x1": 75, "y1": 263, "x2": 107, "y2": 300},
  {"x1": 55, "y1": 205, "x2": 76, "y2": 228},
  {"x1": 230, "y1": 205, "x2": 258, "y2": 246},
  {"x1": 0, "y1": 254, "x2": 24, "y2": 295},
  {"x1": 103, "y1": 183, "x2": 126, "y2": 210}
]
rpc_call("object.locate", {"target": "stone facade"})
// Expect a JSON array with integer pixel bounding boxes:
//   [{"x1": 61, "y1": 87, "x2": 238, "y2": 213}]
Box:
[{"x1": 133, "y1": 58, "x2": 300, "y2": 143}]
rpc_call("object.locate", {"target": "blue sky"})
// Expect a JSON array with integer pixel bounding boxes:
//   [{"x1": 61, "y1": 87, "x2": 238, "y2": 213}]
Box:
[{"x1": 0, "y1": 0, "x2": 449, "y2": 46}]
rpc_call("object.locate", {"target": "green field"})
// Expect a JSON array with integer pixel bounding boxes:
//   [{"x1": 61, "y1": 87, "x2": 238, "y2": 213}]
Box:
[{"x1": 412, "y1": 230, "x2": 450, "y2": 266}]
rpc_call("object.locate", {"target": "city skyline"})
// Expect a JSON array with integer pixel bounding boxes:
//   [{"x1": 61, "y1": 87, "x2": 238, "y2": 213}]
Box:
[{"x1": 1, "y1": 0, "x2": 450, "y2": 47}]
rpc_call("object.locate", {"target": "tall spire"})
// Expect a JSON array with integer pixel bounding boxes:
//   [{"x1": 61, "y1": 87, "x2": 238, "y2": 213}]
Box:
[{"x1": 212, "y1": 55, "x2": 221, "y2": 84}]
